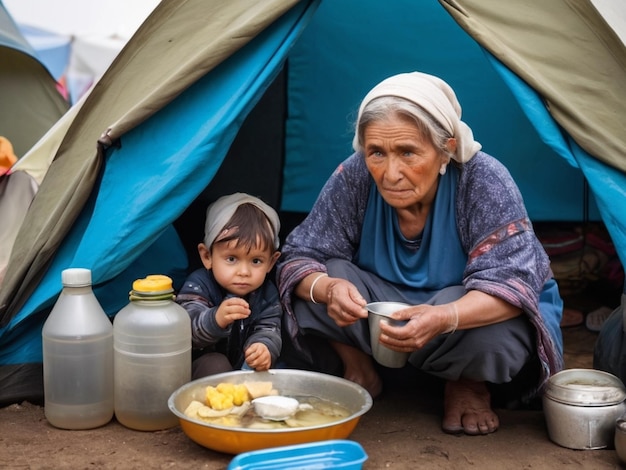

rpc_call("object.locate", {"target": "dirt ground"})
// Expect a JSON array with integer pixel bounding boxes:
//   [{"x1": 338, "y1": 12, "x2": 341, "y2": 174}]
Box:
[
  {"x1": 1, "y1": 283, "x2": 625, "y2": 469},
  {"x1": 1, "y1": 322, "x2": 624, "y2": 470}
]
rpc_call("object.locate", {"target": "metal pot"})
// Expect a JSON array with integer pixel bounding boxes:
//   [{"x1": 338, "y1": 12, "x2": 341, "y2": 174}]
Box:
[
  {"x1": 543, "y1": 368, "x2": 626, "y2": 450},
  {"x1": 615, "y1": 415, "x2": 626, "y2": 464}
]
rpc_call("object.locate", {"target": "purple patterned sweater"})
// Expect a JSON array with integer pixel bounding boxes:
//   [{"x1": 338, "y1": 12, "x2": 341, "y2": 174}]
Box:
[{"x1": 277, "y1": 151, "x2": 563, "y2": 395}]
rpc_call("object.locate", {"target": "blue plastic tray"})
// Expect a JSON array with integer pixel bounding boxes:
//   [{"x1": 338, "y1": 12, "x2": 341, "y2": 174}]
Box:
[{"x1": 227, "y1": 439, "x2": 368, "y2": 469}]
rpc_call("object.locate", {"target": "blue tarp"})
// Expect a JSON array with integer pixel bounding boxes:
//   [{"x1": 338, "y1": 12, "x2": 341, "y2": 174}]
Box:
[
  {"x1": 0, "y1": 0, "x2": 320, "y2": 367},
  {"x1": 281, "y1": 0, "x2": 600, "y2": 222}
]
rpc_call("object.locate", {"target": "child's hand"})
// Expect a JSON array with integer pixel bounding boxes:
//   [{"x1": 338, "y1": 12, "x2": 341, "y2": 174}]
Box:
[
  {"x1": 215, "y1": 297, "x2": 250, "y2": 329},
  {"x1": 244, "y1": 343, "x2": 271, "y2": 371}
]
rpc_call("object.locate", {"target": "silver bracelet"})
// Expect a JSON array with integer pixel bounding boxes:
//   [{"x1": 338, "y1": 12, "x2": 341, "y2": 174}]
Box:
[
  {"x1": 444, "y1": 302, "x2": 459, "y2": 334},
  {"x1": 309, "y1": 273, "x2": 328, "y2": 304}
]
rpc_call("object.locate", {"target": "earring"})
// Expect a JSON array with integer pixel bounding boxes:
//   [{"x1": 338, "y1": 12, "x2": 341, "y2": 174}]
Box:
[{"x1": 439, "y1": 164, "x2": 447, "y2": 176}]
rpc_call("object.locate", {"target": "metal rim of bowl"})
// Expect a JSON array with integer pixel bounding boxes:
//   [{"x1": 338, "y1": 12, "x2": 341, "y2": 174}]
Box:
[{"x1": 168, "y1": 369, "x2": 373, "y2": 433}]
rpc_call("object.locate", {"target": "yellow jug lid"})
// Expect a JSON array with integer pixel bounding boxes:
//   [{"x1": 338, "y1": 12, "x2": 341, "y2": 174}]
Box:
[{"x1": 132, "y1": 274, "x2": 173, "y2": 293}]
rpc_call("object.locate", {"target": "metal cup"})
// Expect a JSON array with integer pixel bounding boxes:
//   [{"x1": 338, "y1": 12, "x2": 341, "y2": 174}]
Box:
[{"x1": 366, "y1": 302, "x2": 410, "y2": 368}]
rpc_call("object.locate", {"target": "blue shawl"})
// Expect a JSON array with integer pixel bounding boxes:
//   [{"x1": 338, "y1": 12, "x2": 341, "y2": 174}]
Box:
[{"x1": 356, "y1": 165, "x2": 466, "y2": 294}]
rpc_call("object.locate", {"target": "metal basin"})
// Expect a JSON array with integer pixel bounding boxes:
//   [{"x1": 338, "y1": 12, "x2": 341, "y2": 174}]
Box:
[{"x1": 168, "y1": 369, "x2": 373, "y2": 454}]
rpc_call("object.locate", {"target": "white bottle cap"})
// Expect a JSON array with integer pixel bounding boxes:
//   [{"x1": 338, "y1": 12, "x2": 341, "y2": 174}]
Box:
[{"x1": 61, "y1": 268, "x2": 92, "y2": 287}]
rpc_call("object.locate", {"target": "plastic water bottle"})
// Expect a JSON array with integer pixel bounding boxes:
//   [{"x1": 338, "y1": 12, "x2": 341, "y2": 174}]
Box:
[
  {"x1": 42, "y1": 268, "x2": 114, "y2": 429},
  {"x1": 113, "y1": 275, "x2": 191, "y2": 431}
]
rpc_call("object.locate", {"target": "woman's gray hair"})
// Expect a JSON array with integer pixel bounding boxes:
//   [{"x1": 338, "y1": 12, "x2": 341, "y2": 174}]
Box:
[{"x1": 354, "y1": 96, "x2": 455, "y2": 161}]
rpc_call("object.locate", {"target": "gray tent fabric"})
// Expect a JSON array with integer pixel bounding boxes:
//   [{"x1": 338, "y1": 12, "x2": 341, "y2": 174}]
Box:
[
  {"x1": 0, "y1": 0, "x2": 300, "y2": 324},
  {"x1": 440, "y1": 0, "x2": 626, "y2": 173},
  {"x1": 0, "y1": 171, "x2": 37, "y2": 282}
]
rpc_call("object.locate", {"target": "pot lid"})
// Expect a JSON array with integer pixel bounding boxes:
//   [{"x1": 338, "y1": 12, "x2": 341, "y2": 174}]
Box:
[{"x1": 545, "y1": 368, "x2": 626, "y2": 406}]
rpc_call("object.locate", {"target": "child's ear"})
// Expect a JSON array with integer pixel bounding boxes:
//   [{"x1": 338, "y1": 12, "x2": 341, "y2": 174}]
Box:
[
  {"x1": 267, "y1": 251, "x2": 281, "y2": 272},
  {"x1": 197, "y1": 243, "x2": 212, "y2": 270}
]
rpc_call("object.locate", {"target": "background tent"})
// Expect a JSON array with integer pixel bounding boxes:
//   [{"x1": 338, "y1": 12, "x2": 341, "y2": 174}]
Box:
[
  {"x1": 3, "y1": 0, "x2": 161, "y2": 104},
  {"x1": 0, "y1": 2, "x2": 68, "y2": 301},
  {"x1": 0, "y1": 4, "x2": 68, "y2": 158},
  {"x1": 1, "y1": 0, "x2": 624, "y2": 405}
]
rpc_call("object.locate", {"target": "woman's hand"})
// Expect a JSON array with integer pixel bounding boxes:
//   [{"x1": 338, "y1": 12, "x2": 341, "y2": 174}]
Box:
[
  {"x1": 378, "y1": 304, "x2": 453, "y2": 352},
  {"x1": 297, "y1": 273, "x2": 368, "y2": 327},
  {"x1": 325, "y1": 278, "x2": 368, "y2": 326},
  {"x1": 377, "y1": 291, "x2": 522, "y2": 353}
]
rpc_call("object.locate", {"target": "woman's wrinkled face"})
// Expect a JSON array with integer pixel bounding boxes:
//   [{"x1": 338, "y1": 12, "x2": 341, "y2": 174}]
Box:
[{"x1": 363, "y1": 115, "x2": 447, "y2": 210}]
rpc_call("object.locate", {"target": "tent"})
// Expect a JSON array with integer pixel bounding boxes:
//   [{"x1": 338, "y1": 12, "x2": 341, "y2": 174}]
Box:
[
  {"x1": 3, "y1": 0, "x2": 161, "y2": 104},
  {"x1": 1, "y1": 0, "x2": 625, "y2": 405},
  {"x1": 0, "y1": 5, "x2": 68, "y2": 158},
  {"x1": 0, "y1": 3, "x2": 68, "y2": 308},
  {"x1": 0, "y1": 0, "x2": 318, "y2": 405}
]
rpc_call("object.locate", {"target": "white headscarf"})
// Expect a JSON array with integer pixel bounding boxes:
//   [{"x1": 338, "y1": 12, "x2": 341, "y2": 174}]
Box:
[
  {"x1": 352, "y1": 72, "x2": 481, "y2": 163},
  {"x1": 204, "y1": 193, "x2": 280, "y2": 249}
]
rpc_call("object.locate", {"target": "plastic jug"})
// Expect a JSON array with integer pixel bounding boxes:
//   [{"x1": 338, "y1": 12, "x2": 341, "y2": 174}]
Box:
[
  {"x1": 42, "y1": 268, "x2": 114, "y2": 429},
  {"x1": 113, "y1": 275, "x2": 191, "y2": 431}
]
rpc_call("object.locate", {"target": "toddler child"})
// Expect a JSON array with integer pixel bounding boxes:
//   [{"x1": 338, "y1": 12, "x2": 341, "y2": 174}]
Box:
[{"x1": 176, "y1": 193, "x2": 282, "y2": 378}]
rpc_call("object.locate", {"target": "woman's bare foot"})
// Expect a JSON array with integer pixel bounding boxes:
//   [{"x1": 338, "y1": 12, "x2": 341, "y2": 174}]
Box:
[
  {"x1": 442, "y1": 378, "x2": 499, "y2": 435},
  {"x1": 331, "y1": 341, "x2": 383, "y2": 398}
]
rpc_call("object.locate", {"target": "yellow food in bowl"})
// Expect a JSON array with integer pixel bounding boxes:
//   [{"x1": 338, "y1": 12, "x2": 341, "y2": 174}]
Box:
[
  {"x1": 184, "y1": 381, "x2": 277, "y2": 421},
  {"x1": 206, "y1": 383, "x2": 250, "y2": 410}
]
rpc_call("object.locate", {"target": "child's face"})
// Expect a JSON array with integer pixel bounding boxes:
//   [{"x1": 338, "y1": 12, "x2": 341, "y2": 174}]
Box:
[{"x1": 198, "y1": 239, "x2": 279, "y2": 297}]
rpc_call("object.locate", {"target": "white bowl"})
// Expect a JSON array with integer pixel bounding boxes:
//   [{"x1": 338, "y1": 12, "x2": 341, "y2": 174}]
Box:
[{"x1": 251, "y1": 396, "x2": 300, "y2": 421}]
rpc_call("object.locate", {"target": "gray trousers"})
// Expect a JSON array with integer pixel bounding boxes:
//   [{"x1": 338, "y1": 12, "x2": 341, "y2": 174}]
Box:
[{"x1": 290, "y1": 259, "x2": 537, "y2": 386}]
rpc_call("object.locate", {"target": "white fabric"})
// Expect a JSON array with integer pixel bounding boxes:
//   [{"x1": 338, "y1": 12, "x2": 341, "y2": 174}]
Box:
[
  {"x1": 352, "y1": 71, "x2": 481, "y2": 163},
  {"x1": 204, "y1": 193, "x2": 280, "y2": 249}
]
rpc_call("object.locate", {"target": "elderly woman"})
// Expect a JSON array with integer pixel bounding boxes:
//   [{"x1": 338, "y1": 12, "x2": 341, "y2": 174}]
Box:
[{"x1": 277, "y1": 72, "x2": 563, "y2": 436}]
